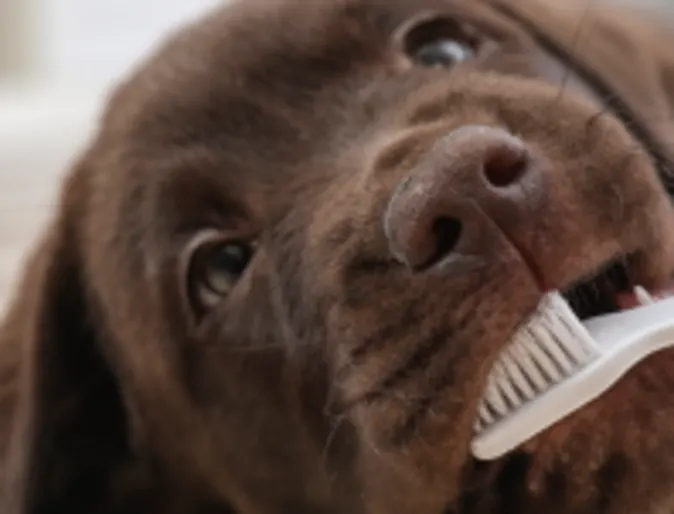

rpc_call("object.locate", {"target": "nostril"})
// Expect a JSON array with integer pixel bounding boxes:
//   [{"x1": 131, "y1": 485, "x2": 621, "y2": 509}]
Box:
[
  {"x1": 385, "y1": 127, "x2": 538, "y2": 270},
  {"x1": 431, "y1": 216, "x2": 463, "y2": 264},
  {"x1": 483, "y1": 144, "x2": 529, "y2": 188}
]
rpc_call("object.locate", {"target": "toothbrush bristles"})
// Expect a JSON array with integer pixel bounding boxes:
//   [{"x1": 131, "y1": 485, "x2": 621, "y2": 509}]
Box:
[
  {"x1": 475, "y1": 292, "x2": 600, "y2": 431},
  {"x1": 472, "y1": 285, "x2": 674, "y2": 461}
]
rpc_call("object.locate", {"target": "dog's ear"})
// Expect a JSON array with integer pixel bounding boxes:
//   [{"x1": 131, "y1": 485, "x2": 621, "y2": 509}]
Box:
[{"x1": 0, "y1": 159, "x2": 134, "y2": 514}]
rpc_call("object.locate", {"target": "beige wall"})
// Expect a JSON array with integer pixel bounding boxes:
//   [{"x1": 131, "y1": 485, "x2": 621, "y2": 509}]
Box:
[
  {"x1": 0, "y1": 94, "x2": 99, "y2": 313},
  {"x1": 0, "y1": 0, "x2": 43, "y2": 81}
]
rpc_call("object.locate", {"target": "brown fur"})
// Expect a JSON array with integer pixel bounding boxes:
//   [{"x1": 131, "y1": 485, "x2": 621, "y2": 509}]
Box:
[{"x1": 2, "y1": 0, "x2": 674, "y2": 512}]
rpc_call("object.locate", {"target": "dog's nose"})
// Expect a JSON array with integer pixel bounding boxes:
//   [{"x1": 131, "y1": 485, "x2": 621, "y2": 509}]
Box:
[{"x1": 385, "y1": 125, "x2": 545, "y2": 269}]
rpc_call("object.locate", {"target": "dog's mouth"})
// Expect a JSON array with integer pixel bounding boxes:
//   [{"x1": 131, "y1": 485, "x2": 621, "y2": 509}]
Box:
[
  {"x1": 561, "y1": 253, "x2": 634, "y2": 320},
  {"x1": 561, "y1": 253, "x2": 674, "y2": 320},
  {"x1": 469, "y1": 249, "x2": 674, "y2": 460}
]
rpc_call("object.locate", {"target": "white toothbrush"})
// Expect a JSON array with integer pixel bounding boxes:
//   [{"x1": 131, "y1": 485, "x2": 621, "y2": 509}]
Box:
[{"x1": 471, "y1": 287, "x2": 674, "y2": 461}]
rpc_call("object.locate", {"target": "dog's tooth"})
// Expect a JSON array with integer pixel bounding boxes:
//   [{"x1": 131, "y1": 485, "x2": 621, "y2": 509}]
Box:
[{"x1": 635, "y1": 285, "x2": 655, "y2": 306}]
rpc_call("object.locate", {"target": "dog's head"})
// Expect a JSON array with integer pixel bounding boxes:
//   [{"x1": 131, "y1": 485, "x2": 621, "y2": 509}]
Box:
[{"x1": 4, "y1": 0, "x2": 674, "y2": 513}]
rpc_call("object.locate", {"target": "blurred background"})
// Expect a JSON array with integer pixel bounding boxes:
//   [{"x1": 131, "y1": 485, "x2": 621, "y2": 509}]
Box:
[
  {"x1": 0, "y1": 0, "x2": 222, "y2": 309},
  {"x1": 0, "y1": 0, "x2": 672, "y2": 312}
]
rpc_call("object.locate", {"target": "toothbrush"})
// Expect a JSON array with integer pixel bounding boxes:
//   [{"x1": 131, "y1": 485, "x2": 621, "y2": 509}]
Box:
[{"x1": 471, "y1": 287, "x2": 674, "y2": 461}]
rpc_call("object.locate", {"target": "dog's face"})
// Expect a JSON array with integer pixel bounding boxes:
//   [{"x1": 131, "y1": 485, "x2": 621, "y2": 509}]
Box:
[{"x1": 4, "y1": 0, "x2": 674, "y2": 513}]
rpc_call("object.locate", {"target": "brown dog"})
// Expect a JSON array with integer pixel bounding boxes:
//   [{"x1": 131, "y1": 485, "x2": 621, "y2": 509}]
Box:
[{"x1": 2, "y1": 0, "x2": 674, "y2": 512}]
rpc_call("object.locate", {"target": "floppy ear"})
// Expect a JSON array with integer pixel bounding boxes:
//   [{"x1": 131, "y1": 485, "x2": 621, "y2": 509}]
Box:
[{"x1": 0, "y1": 164, "x2": 134, "y2": 514}]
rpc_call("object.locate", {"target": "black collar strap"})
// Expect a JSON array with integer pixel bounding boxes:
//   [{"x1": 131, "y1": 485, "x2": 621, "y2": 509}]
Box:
[{"x1": 490, "y1": 1, "x2": 673, "y2": 193}]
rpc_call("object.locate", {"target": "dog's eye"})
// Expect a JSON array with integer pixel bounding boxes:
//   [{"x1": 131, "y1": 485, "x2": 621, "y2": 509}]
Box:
[
  {"x1": 414, "y1": 39, "x2": 474, "y2": 68},
  {"x1": 202, "y1": 243, "x2": 252, "y2": 293},
  {"x1": 397, "y1": 16, "x2": 480, "y2": 70},
  {"x1": 186, "y1": 236, "x2": 254, "y2": 312}
]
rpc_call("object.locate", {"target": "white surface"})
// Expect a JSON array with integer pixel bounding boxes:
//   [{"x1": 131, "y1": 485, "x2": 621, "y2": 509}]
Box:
[
  {"x1": 0, "y1": 88, "x2": 103, "y2": 313},
  {"x1": 2, "y1": 0, "x2": 225, "y2": 88},
  {"x1": 46, "y1": 0, "x2": 223, "y2": 88}
]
